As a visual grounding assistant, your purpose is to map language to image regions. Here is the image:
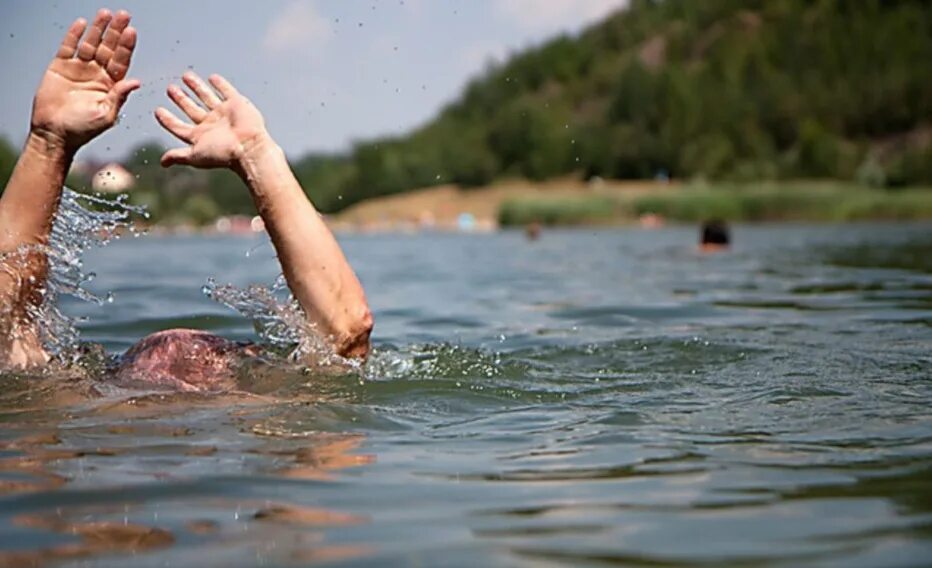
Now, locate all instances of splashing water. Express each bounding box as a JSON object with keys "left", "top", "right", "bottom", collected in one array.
[
  {"left": 0, "top": 188, "right": 145, "bottom": 362},
  {"left": 202, "top": 274, "right": 354, "bottom": 369},
  {"left": 2, "top": 187, "right": 350, "bottom": 370}
]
